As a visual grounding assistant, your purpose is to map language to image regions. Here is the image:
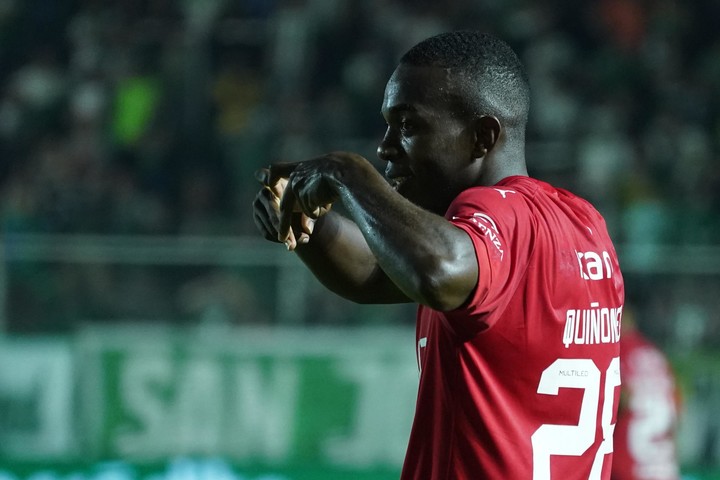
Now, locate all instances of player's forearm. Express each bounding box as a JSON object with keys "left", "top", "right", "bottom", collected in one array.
[
  {"left": 294, "top": 211, "right": 410, "bottom": 303},
  {"left": 277, "top": 152, "right": 477, "bottom": 310},
  {"left": 334, "top": 172, "right": 477, "bottom": 311}
]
